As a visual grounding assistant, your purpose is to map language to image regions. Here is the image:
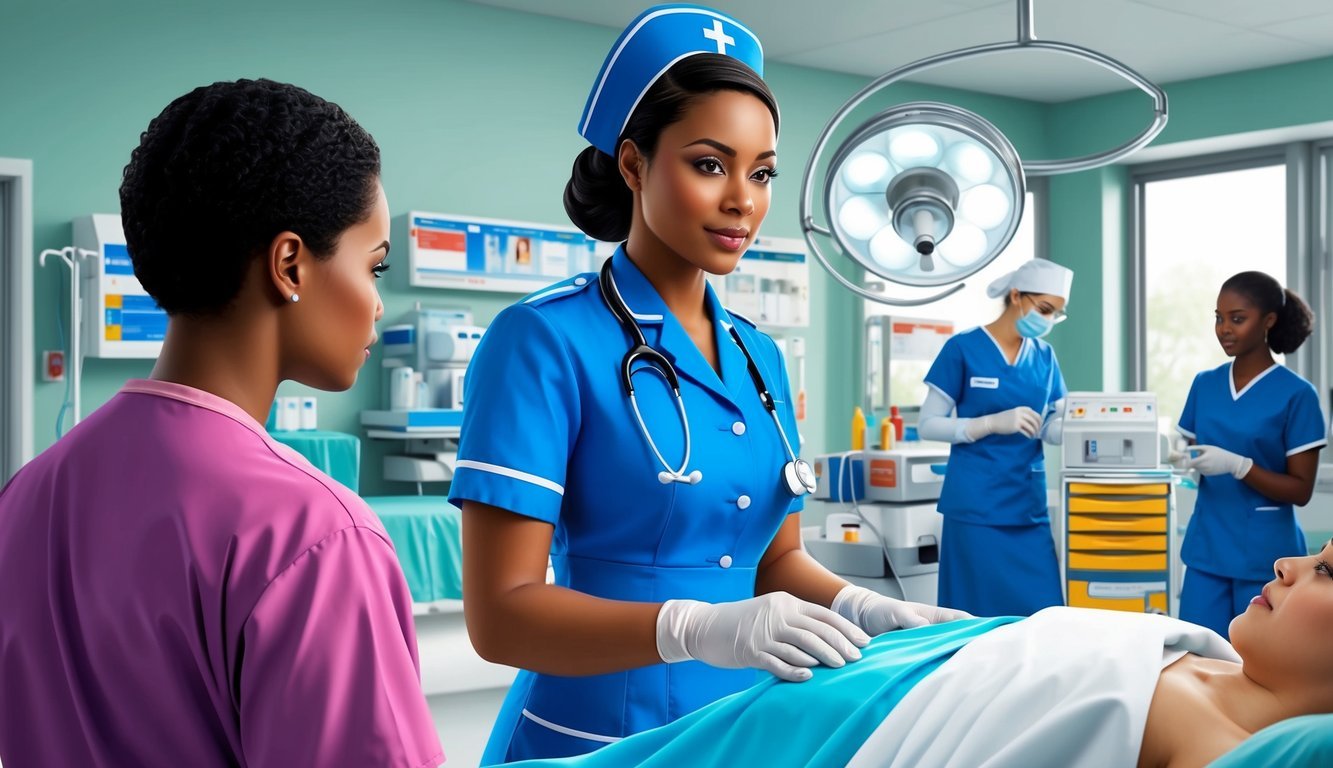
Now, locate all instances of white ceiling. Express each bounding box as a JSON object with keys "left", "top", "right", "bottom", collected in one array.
[{"left": 465, "top": 0, "right": 1333, "bottom": 102}]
